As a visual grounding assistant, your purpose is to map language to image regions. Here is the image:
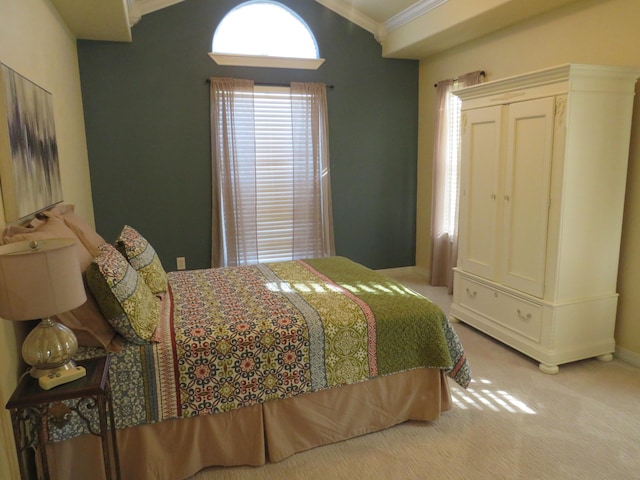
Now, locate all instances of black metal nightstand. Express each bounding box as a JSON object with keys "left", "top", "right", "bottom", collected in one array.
[{"left": 5, "top": 356, "right": 121, "bottom": 480}]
